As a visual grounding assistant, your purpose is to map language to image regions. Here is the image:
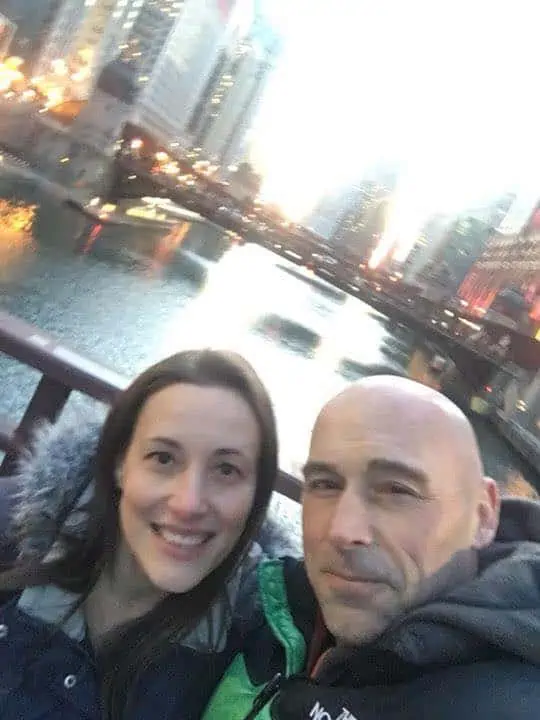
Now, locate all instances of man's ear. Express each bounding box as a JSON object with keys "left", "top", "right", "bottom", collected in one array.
[{"left": 473, "top": 477, "right": 500, "bottom": 549}]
